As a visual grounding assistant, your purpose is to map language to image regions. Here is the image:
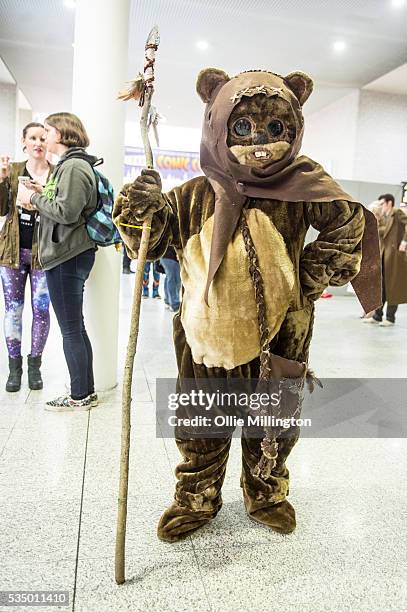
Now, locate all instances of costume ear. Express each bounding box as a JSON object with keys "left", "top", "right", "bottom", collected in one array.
[
  {"left": 196, "top": 68, "right": 230, "bottom": 103},
  {"left": 284, "top": 71, "right": 313, "bottom": 106}
]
